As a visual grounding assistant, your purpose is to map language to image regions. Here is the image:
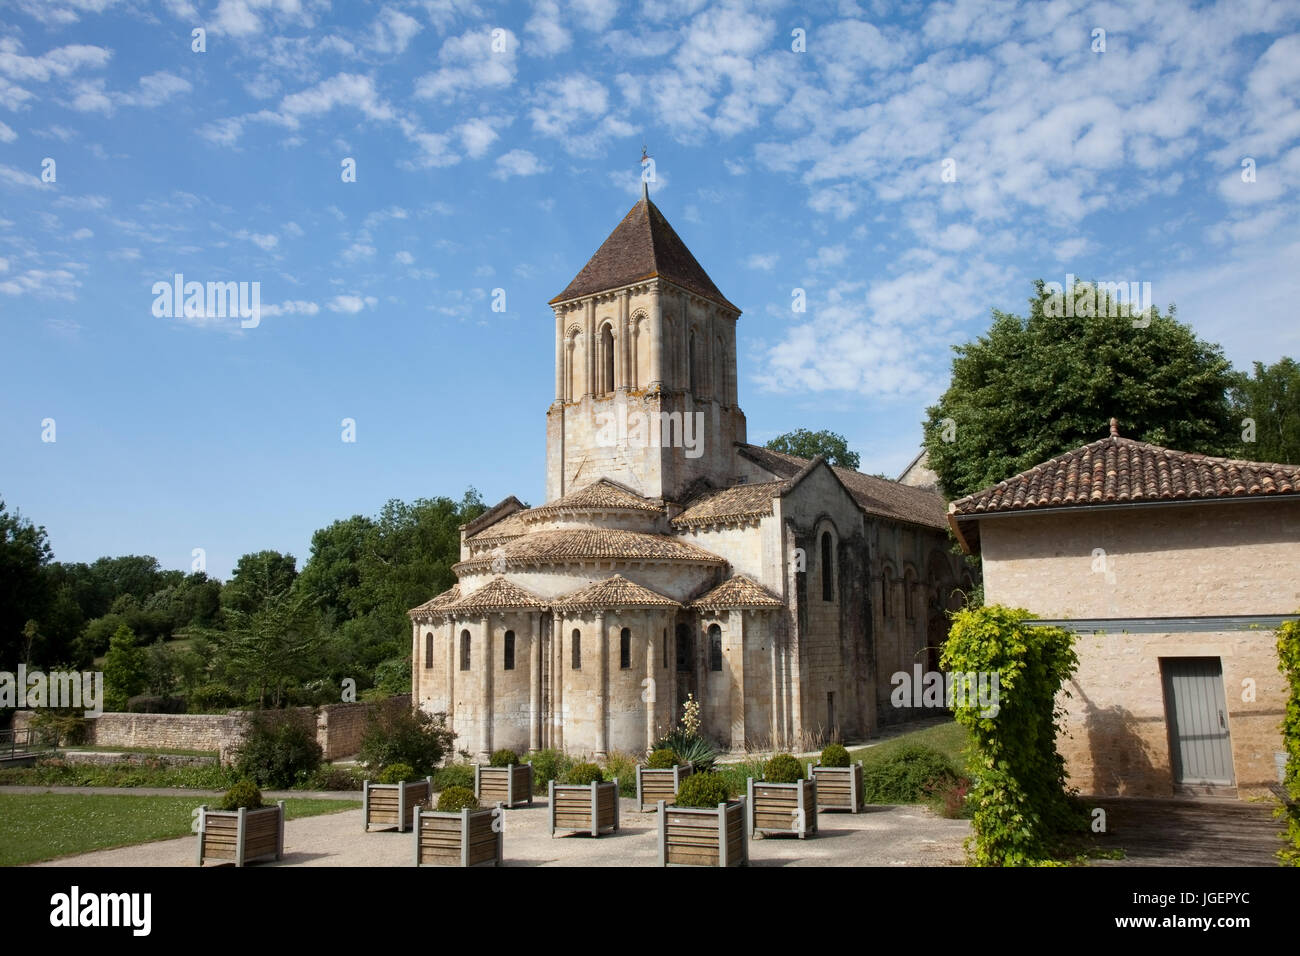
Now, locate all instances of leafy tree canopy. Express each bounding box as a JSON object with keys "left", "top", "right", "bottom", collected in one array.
[
  {"left": 765, "top": 428, "right": 861, "bottom": 470},
  {"left": 1230, "top": 357, "right": 1300, "bottom": 466}
]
